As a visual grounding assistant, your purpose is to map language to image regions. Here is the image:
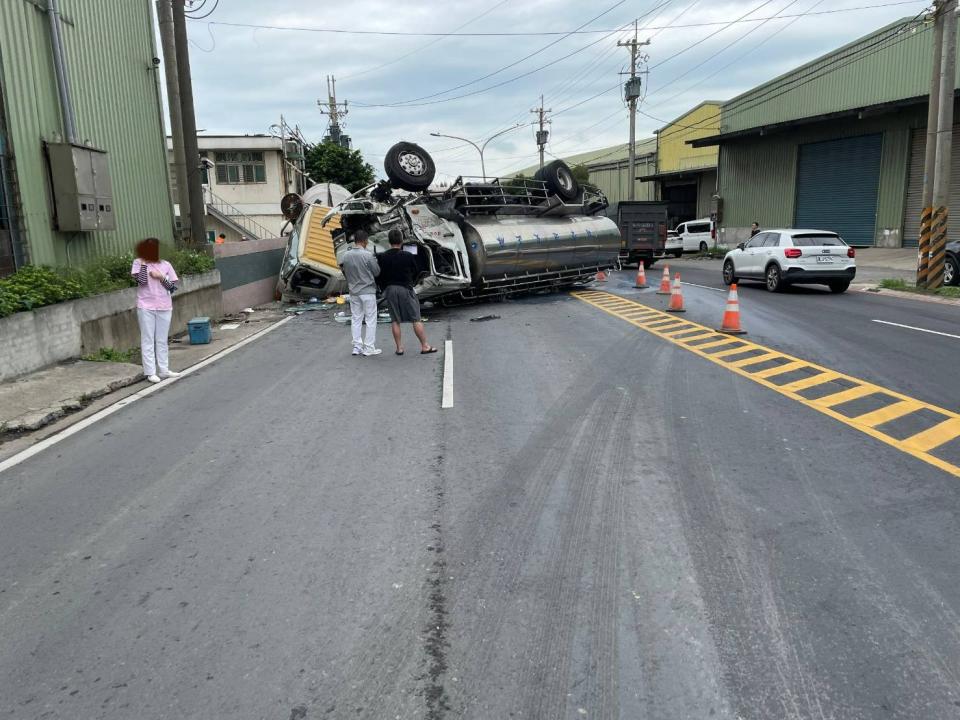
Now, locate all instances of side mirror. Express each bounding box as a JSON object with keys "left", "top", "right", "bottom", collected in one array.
[{"left": 737, "top": 242, "right": 745, "bottom": 251}]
